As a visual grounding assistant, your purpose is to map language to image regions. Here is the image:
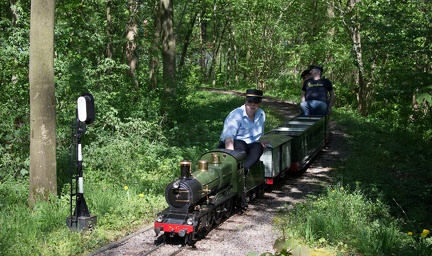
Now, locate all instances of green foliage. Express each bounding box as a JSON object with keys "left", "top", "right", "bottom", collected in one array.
[
  {"left": 0, "top": 168, "right": 168, "bottom": 256},
  {"left": 0, "top": 179, "right": 28, "bottom": 209},
  {"left": 334, "top": 109, "right": 432, "bottom": 228},
  {"left": 416, "top": 87, "right": 432, "bottom": 105},
  {"left": 0, "top": 0, "right": 31, "bottom": 181},
  {"left": 84, "top": 181, "right": 167, "bottom": 231},
  {"left": 272, "top": 237, "right": 310, "bottom": 256},
  {"left": 274, "top": 109, "right": 431, "bottom": 255},
  {"left": 82, "top": 117, "right": 180, "bottom": 188},
  {"left": 275, "top": 185, "right": 429, "bottom": 255},
  {"left": 0, "top": 182, "right": 68, "bottom": 256},
  {"left": 265, "top": 74, "right": 301, "bottom": 103}
]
